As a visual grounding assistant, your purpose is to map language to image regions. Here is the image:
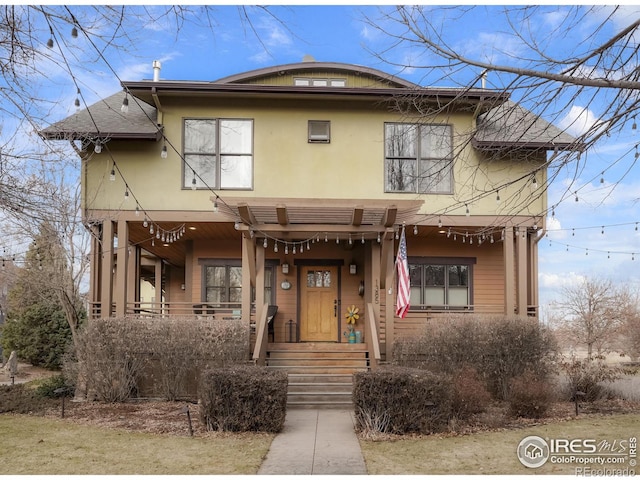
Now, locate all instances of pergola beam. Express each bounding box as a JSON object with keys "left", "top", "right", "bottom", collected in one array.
[{"left": 276, "top": 205, "right": 289, "bottom": 226}]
